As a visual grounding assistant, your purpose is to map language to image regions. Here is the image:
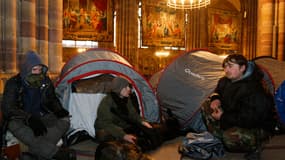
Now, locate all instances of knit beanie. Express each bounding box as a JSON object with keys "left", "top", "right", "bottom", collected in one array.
[{"left": 111, "top": 77, "right": 130, "bottom": 94}]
